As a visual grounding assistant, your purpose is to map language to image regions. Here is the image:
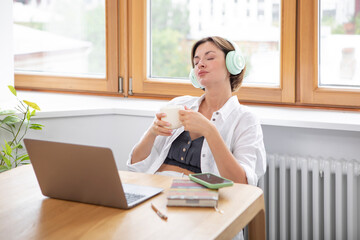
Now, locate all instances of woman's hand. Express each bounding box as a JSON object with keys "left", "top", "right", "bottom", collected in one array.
[
  {"left": 149, "top": 113, "right": 173, "bottom": 137},
  {"left": 179, "top": 106, "right": 213, "bottom": 137},
  {"left": 131, "top": 112, "right": 171, "bottom": 164}
]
